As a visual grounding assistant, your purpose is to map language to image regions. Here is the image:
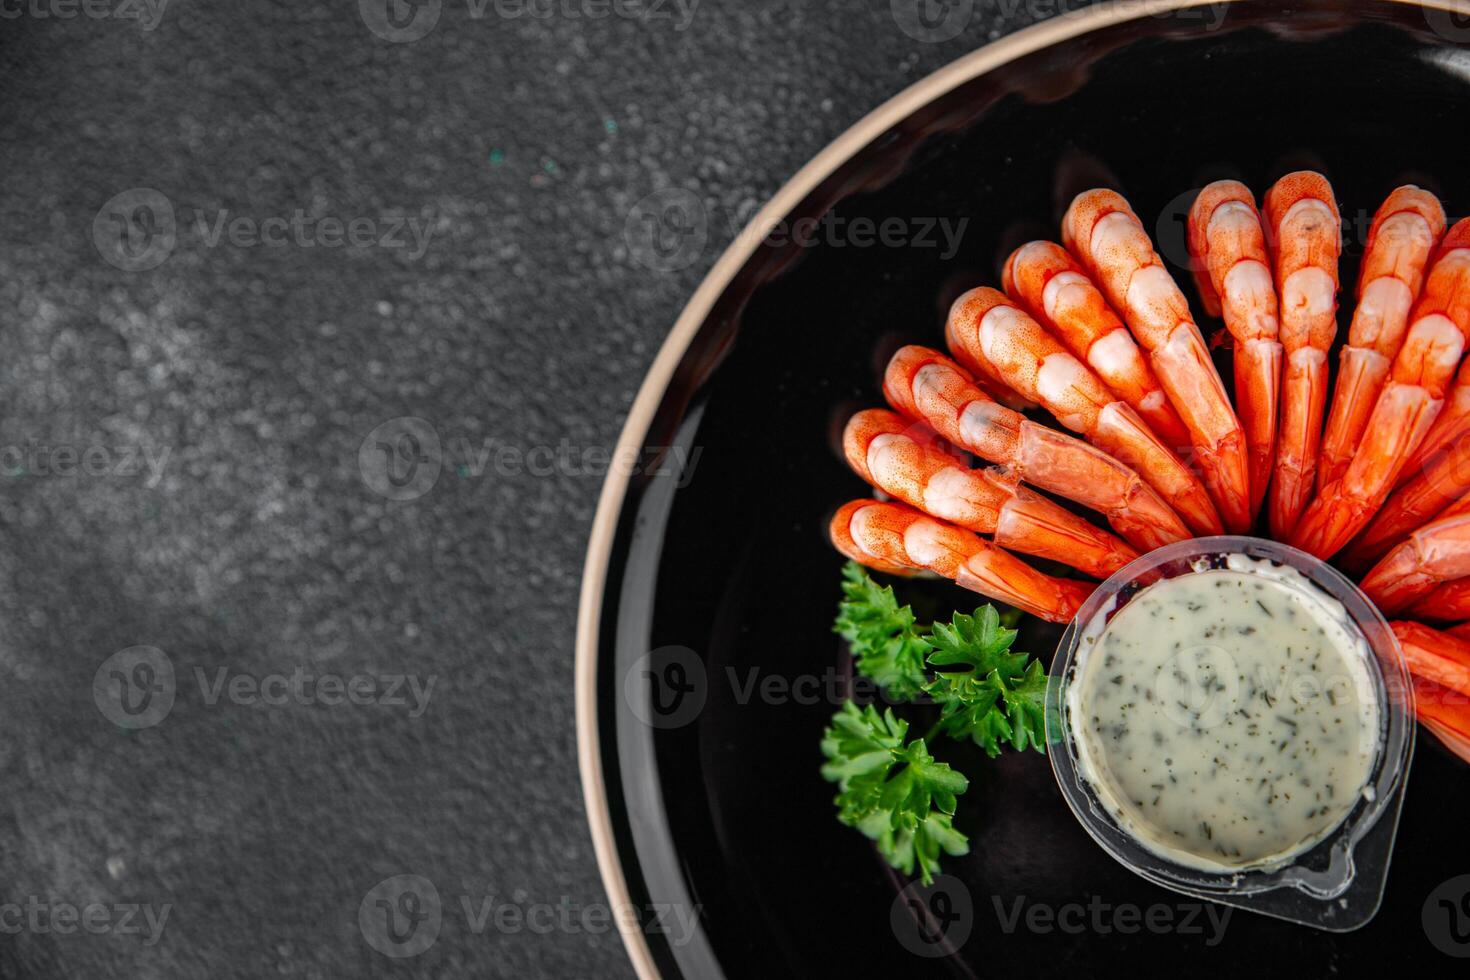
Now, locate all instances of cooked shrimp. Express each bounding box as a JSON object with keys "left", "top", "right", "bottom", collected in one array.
[
  {"left": 1292, "top": 219, "right": 1470, "bottom": 558},
  {"left": 1409, "top": 578, "right": 1470, "bottom": 622},
  {"left": 1411, "top": 674, "right": 1470, "bottom": 765},
  {"left": 842, "top": 409, "right": 1138, "bottom": 578},
  {"left": 1319, "top": 187, "right": 1446, "bottom": 488},
  {"left": 1390, "top": 622, "right": 1470, "bottom": 763},
  {"left": 1342, "top": 402, "right": 1470, "bottom": 567},
  {"left": 1061, "top": 188, "right": 1252, "bottom": 532},
  {"left": 1260, "top": 171, "right": 1341, "bottom": 538},
  {"left": 828, "top": 499, "right": 1094, "bottom": 622},
  {"left": 945, "top": 287, "right": 1222, "bottom": 535},
  {"left": 883, "top": 344, "right": 1190, "bottom": 550},
  {"left": 1359, "top": 511, "right": 1470, "bottom": 614},
  {"left": 1401, "top": 354, "right": 1470, "bottom": 481},
  {"left": 1002, "top": 240, "right": 1192, "bottom": 450},
  {"left": 1187, "top": 180, "right": 1283, "bottom": 521}
]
